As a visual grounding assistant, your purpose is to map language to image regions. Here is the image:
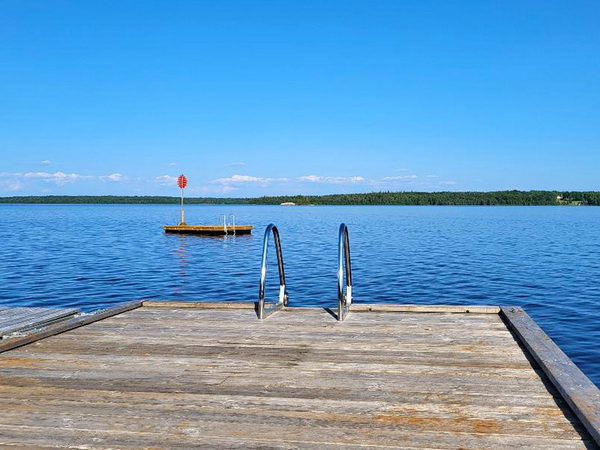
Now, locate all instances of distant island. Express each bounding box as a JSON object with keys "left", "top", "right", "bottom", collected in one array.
[{"left": 1, "top": 191, "right": 599, "bottom": 206}]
